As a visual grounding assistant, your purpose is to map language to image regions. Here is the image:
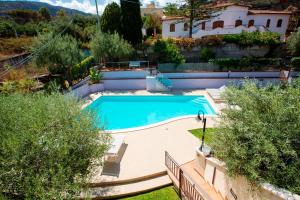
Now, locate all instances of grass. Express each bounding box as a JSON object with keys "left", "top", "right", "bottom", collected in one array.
[
  {"left": 188, "top": 128, "right": 216, "bottom": 145},
  {"left": 121, "top": 186, "right": 180, "bottom": 200}
]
